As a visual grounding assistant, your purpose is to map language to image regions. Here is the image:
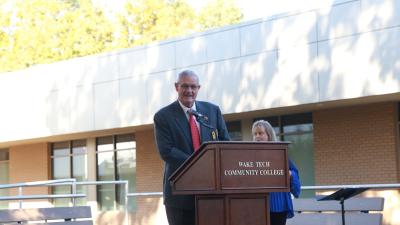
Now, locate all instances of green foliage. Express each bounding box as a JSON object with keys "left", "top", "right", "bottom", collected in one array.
[
  {"left": 0, "top": 0, "right": 116, "bottom": 72},
  {"left": 198, "top": 0, "right": 243, "bottom": 30},
  {"left": 123, "top": 0, "right": 196, "bottom": 45},
  {"left": 0, "top": 0, "right": 243, "bottom": 73},
  {"left": 0, "top": 7, "right": 12, "bottom": 69}
]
